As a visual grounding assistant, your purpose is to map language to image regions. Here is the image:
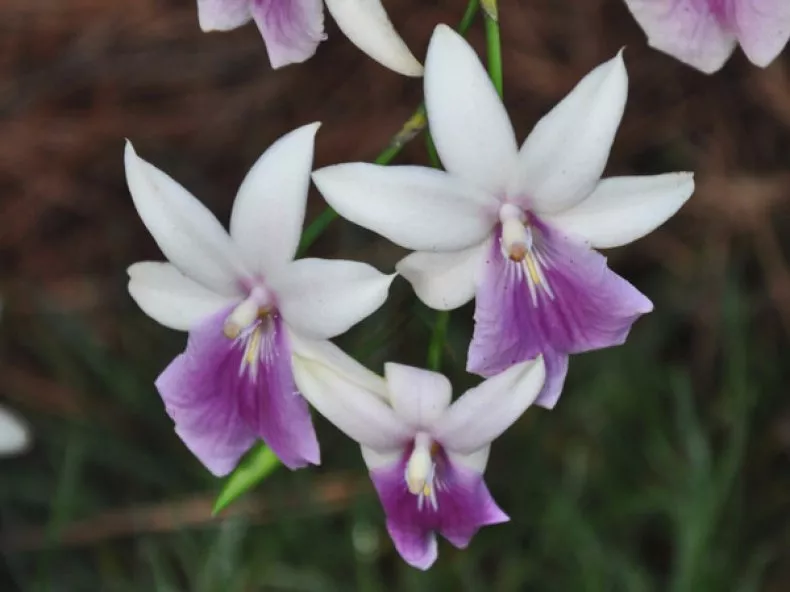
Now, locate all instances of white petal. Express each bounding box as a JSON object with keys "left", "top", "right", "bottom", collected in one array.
[
  {"left": 288, "top": 332, "right": 389, "bottom": 400},
  {"left": 230, "top": 123, "right": 320, "bottom": 276},
  {"left": 127, "top": 262, "right": 238, "bottom": 331},
  {"left": 274, "top": 258, "right": 395, "bottom": 340},
  {"left": 396, "top": 240, "right": 487, "bottom": 311},
  {"left": 361, "top": 444, "right": 403, "bottom": 470},
  {"left": 735, "top": 0, "right": 790, "bottom": 68},
  {"left": 544, "top": 173, "right": 695, "bottom": 249},
  {"left": 446, "top": 446, "right": 490, "bottom": 474},
  {"left": 507, "top": 52, "right": 628, "bottom": 215},
  {"left": 312, "top": 164, "right": 498, "bottom": 251},
  {"left": 325, "top": 0, "right": 423, "bottom": 76},
  {"left": 124, "top": 141, "right": 248, "bottom": 296},
  {"left": 384, "top": 363, "right": 452, "bottom": 430},
  {"left": 0, "top": 405, "right": 30, "bottom": 456},
  {"left": 623, "top": 0, "right": 737, "bottom": 74},
  {"left": 197, "top": 0, "right": 251, "bottom": 31},
  {"left": 292, "top": 355, "right": 412, "bottom": 449},
  {"left": 424, "top": 25, "right": 517, "bottom": 195},
  {"left": 432, "top": 356, "right": 545, "bottom": 453}
]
